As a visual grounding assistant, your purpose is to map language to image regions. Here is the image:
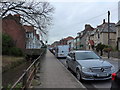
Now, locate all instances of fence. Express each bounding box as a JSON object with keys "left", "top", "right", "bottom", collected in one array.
[{"left": 9, "top": 50, "right": 46, "bottom": 90}]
